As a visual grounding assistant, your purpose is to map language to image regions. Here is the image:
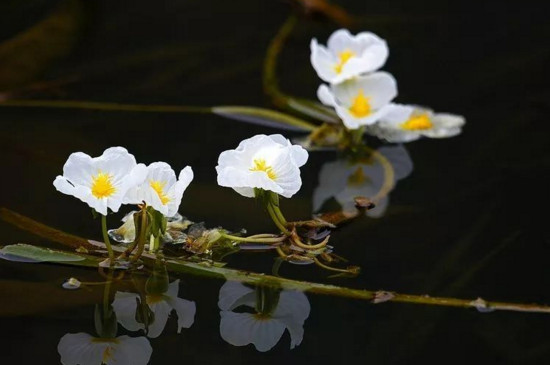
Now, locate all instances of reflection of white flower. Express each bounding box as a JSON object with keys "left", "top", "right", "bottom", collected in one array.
[
  {"left": 310, "top": 29, "right": 388, "bottom": 84},
  {"left": 218, "top": 281, "right": 310, "bottom": 352},
  {"left": 53, "top": 147, "right": 146, "bottom": 215},
  {"left": 367, "top": 104, "right": 466, "bottom": 142},
  {"left": 58, "top": 332, "right": 152, "bottom": 365},
  {"left": 123, "top": 162, "right": 193, "bottom": 217},
  {"left": 112, "top": 279, "right": 196, "bottom": 338},
  {"left": 313, "top": 145, "right": 413, "bottom": 218},
  {"left": 216, "top": 134, "right": 308, "bottom": 198},
  {"left": 317, "top": 72, "right": 398, "bottom": 129}
]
